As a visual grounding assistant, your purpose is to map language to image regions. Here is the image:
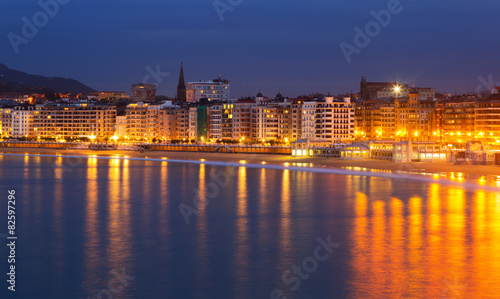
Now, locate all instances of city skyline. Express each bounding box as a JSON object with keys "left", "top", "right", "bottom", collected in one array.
[{"left": 1, "top": 0, "right": 499, "bottom": 97}]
